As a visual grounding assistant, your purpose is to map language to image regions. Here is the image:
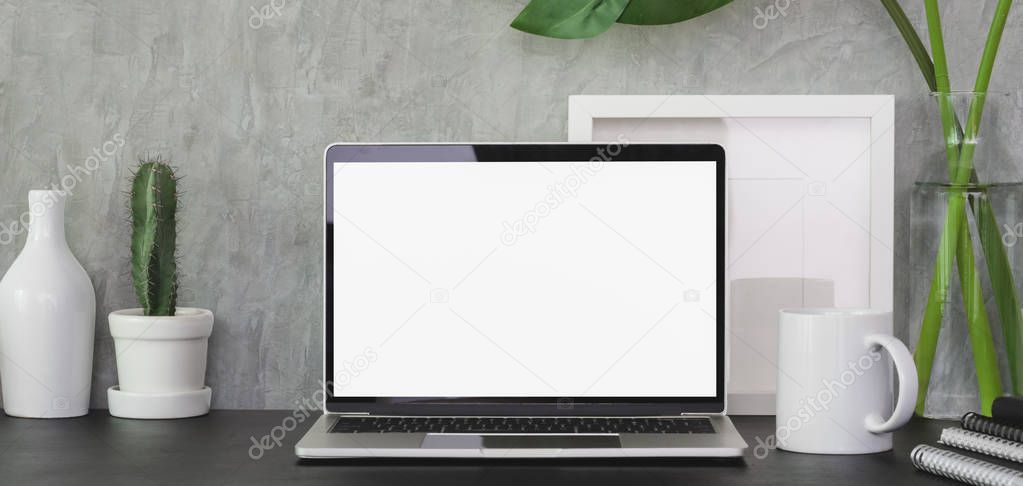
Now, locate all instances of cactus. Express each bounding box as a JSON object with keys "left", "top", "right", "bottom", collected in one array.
[{"left": 129, "top": 157, "right": 178, "bottom": 316}]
